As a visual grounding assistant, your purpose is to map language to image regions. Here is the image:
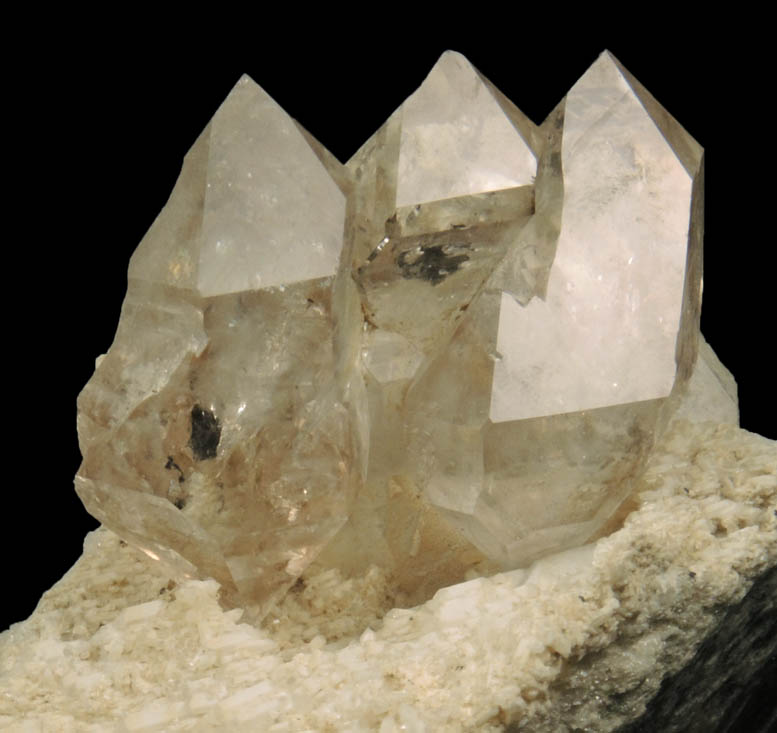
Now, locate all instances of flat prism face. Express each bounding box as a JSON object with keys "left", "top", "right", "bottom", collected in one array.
[
  {"left": 75, "top": 51, "right": 709, "bottom": 618},
  {"left": 490, "top": 52, "right": 697, "bottom": 422}
]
